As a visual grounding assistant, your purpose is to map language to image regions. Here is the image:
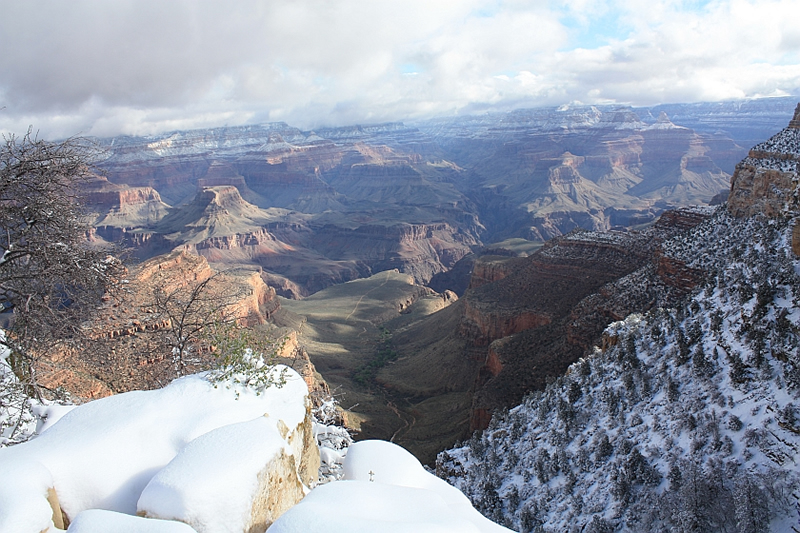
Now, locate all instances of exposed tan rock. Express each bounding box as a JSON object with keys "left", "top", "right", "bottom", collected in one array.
[
  {"left": 243, "top": 405, "right": 320, "bottom": 532},
  {"left": 46, "top": 487, "right": 66, "bottom": 531},
  {"left": 36, "top": 250, "right": 286, "bottom": 399},
  {"left": 728, "top": 103, "right": 800, "bottom": 218},
  {"left": 727, "top": 165, "right": 798, "bottom": 217},
  {"left": 240, "top": 400, "right": 319, "bottom": 531},
  {"left": 245, "top": 449, "right": 306, "bottom": 532}
]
